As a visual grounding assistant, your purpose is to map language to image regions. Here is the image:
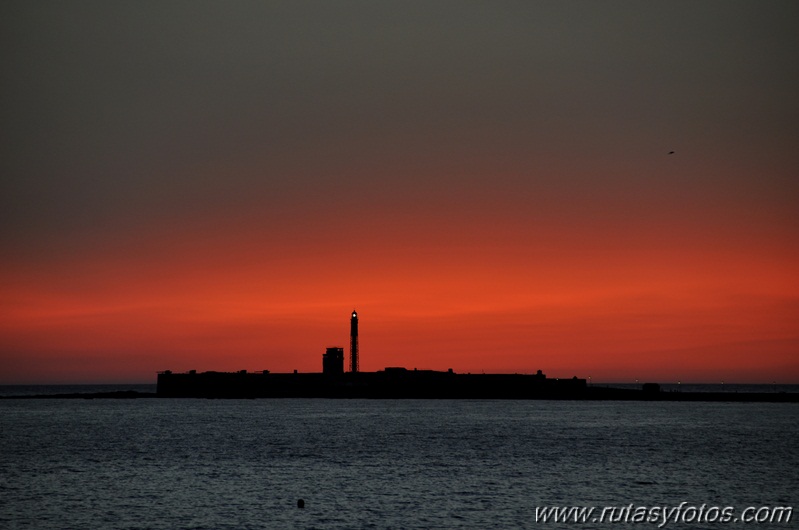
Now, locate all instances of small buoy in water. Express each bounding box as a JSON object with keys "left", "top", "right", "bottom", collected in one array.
[{"left": 297, "top": 499, "right": 305, "bottom": 509}]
